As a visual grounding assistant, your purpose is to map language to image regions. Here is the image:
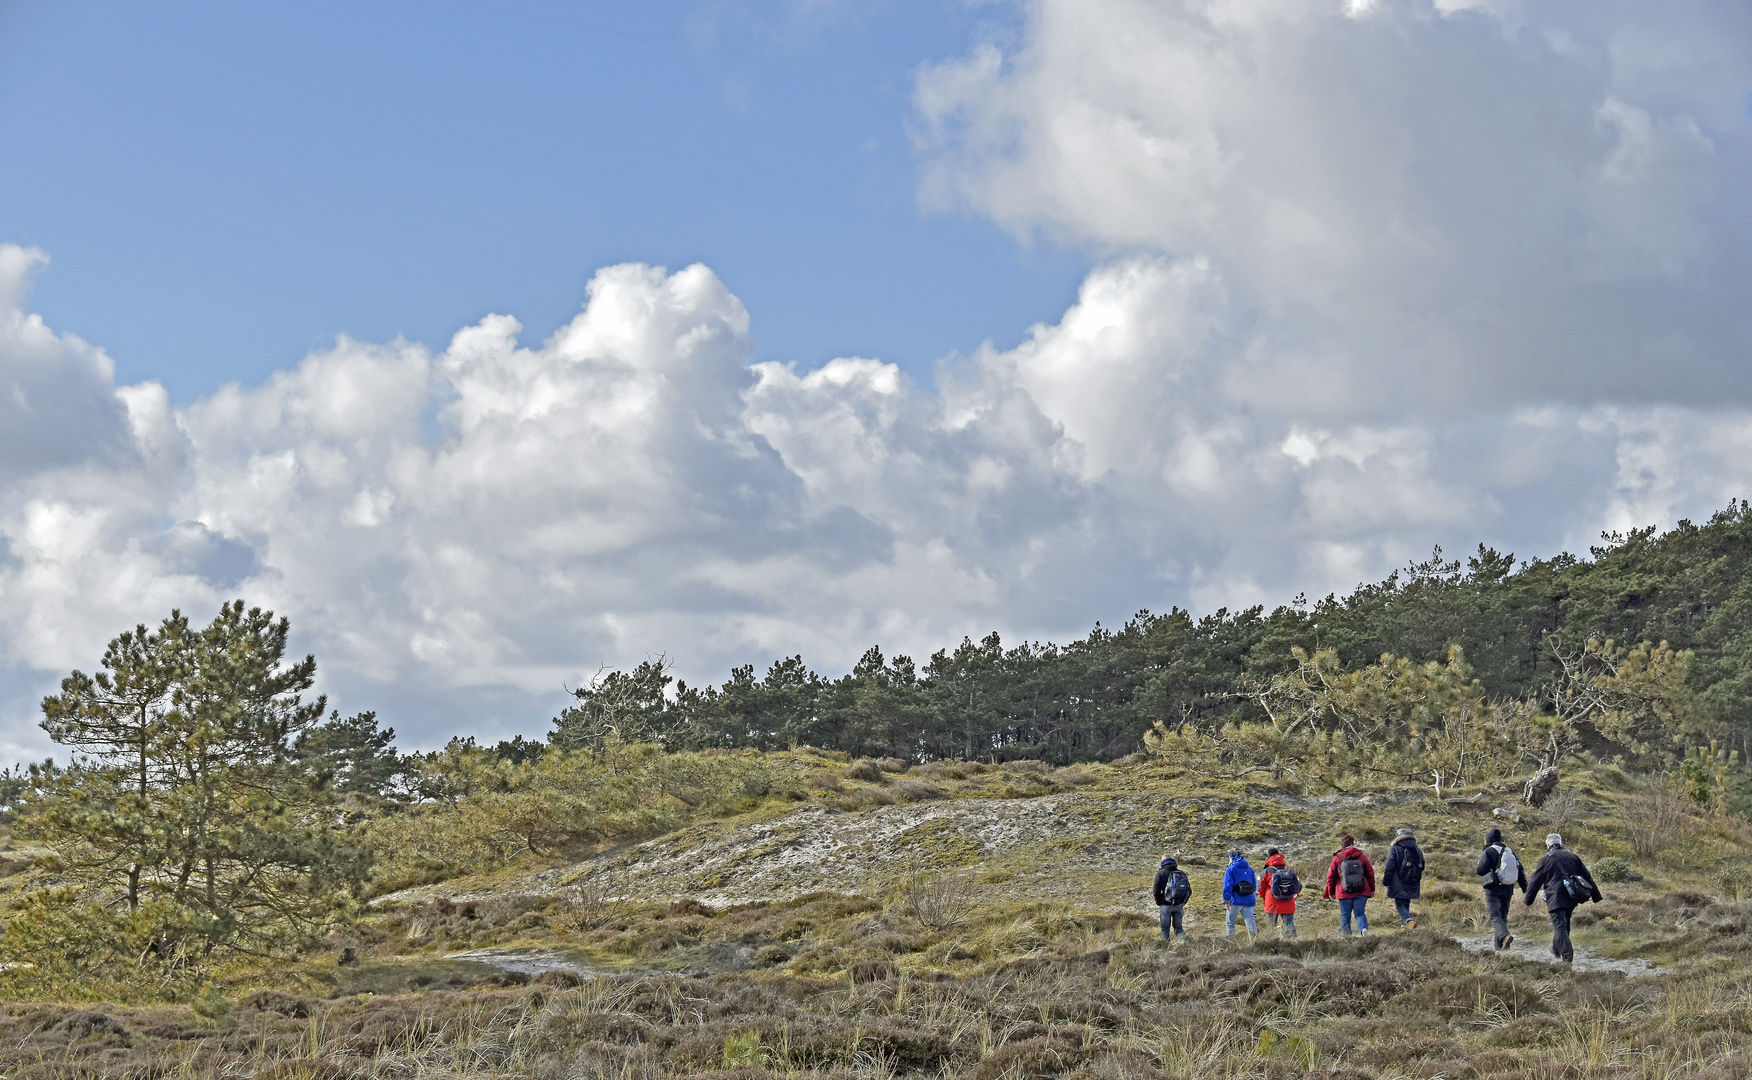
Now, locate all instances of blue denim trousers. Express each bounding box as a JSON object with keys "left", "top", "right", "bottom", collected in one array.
[
  {"left": 1394, "top": 897, "right": 1414, "bottom": 925},
  {"left": 1339, "top": 896, "right": 1369, "bottom": 935},
  {"left": 1265, "top": 911, "right": 1297, "bottom": 937},
  {"left": 1158, "top": 904, "right": 1185, "bottom": 940},
  {"left": 1225, "top": 904, "right": 1258, "bottom": 935}
]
